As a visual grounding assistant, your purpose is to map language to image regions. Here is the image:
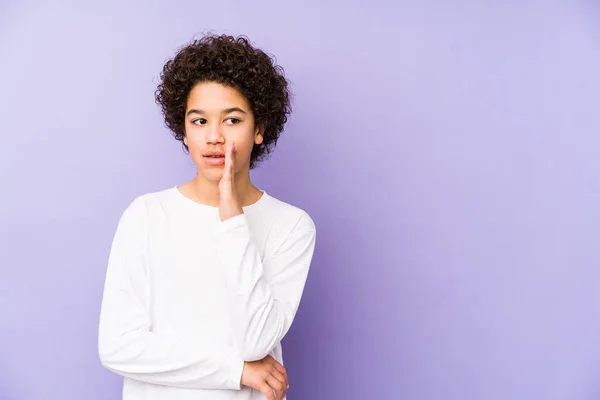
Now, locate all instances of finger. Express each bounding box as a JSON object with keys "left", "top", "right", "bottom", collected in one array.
[
  {"left": 228, "top": 141, "right": 234, "bottom": 170},
  {"left": 264, "top": 357, "right": 288, "bottom": 391},
  {"left": 269, "top": 367, "right": 287, "bottom": 392},
  {"left": 222, "top": 142, "right": 233, "bottom": 182},
  {"left": 268, "top": 359, "right": 288, "bottom": 384},
  {"left": 258, "top": 382, "right": 276, "bottom": 400},
  {"left": 229, "top": 140, "right": 236, "bottom": 173},
  {"left": 266, "top": 374, "right": 285, "bottom": 400}
]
